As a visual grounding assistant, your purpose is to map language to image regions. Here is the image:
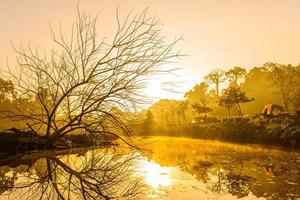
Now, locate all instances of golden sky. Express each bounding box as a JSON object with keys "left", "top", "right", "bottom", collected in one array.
[{"left": 1, "top": 0, "right": 300, "bottom": 99}]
